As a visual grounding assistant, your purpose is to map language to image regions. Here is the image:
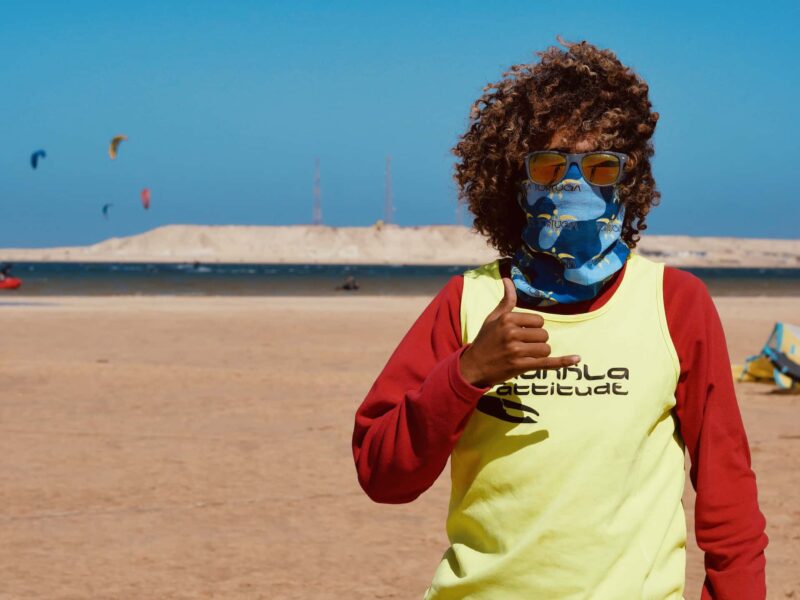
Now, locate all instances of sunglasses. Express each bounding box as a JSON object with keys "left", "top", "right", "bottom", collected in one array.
[{"left": 525, "top": 151, "right": 629, "bottom": 187}]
